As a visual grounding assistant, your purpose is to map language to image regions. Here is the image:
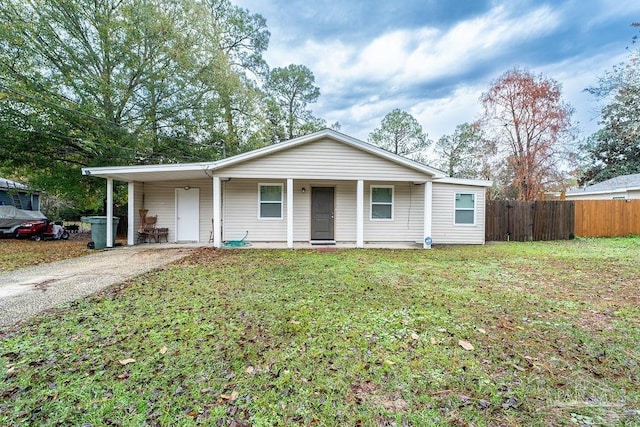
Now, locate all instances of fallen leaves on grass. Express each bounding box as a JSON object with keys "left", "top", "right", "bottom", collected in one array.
[
  {"left": 220, "top": 390, "right": 239, "bottom": 402},
  {"left": 118, "top": 358, "right": 135, "bottom": 365},
  {"left": 458, "top": 340, "right": 475, "bottom": 351},
  {"left": 0, "top": 237, "right": 92, "bottom": 272}
]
